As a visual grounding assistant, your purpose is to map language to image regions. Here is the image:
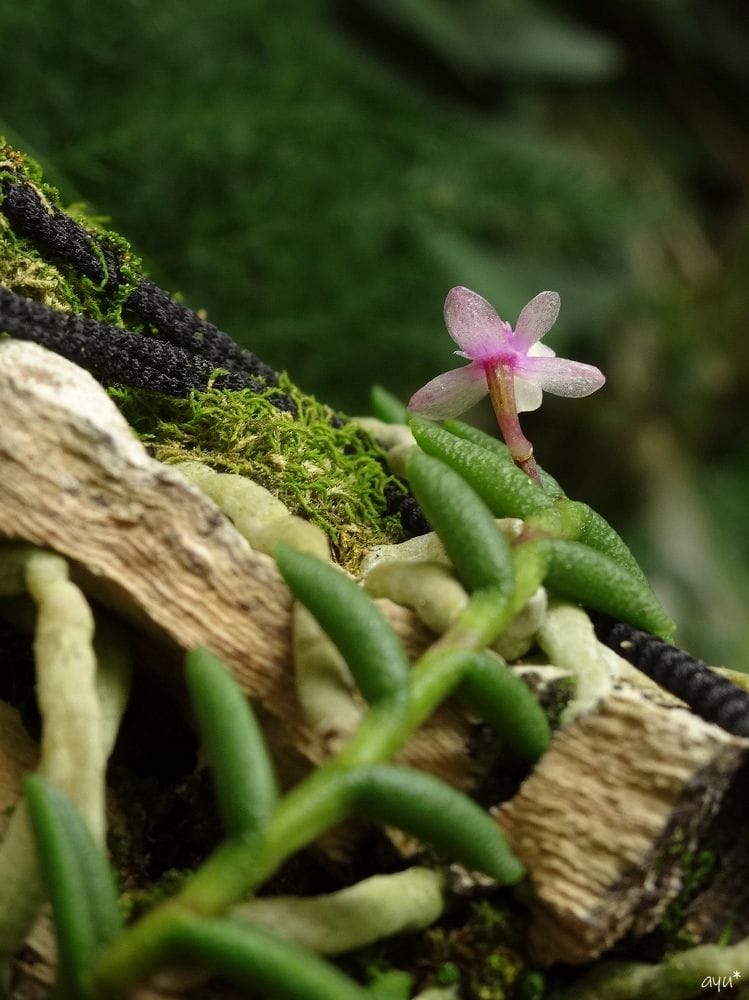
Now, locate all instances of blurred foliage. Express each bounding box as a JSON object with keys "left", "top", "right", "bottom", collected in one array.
[{"left": 1, "top": 0, "right": 748, "bottom": 667}]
